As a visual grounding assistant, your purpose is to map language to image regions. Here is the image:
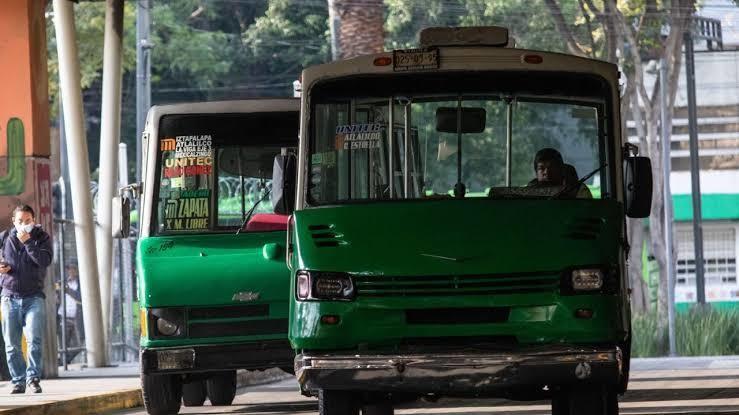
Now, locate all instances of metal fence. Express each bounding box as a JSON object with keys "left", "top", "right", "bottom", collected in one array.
[{"left": 53, "top": 216, "right": 139, "bottom": 369}]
